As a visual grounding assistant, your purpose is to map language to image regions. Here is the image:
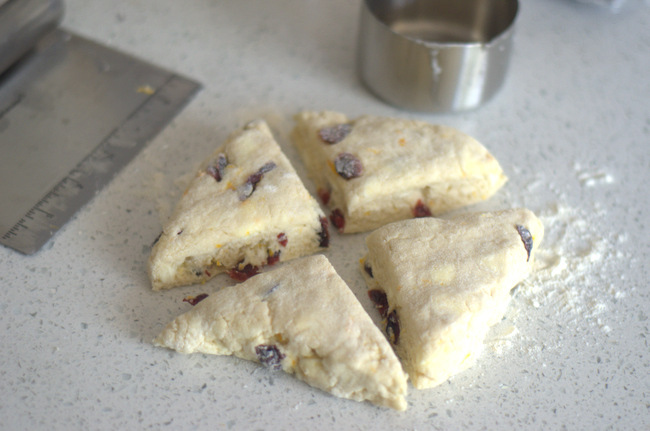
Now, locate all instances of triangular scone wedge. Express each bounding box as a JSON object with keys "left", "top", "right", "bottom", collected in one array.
[
  {"left": 360, "top": 209, "right": 544, "bottom": 389},
  {"left": 291, "top": 111, "right": 507, "bottom": 233},
  {"left": 154, "top": 255, "right": 408, "bottom": 410},
  {"left": 148, "top": 120, "right": 329, "bottom": 290}
]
